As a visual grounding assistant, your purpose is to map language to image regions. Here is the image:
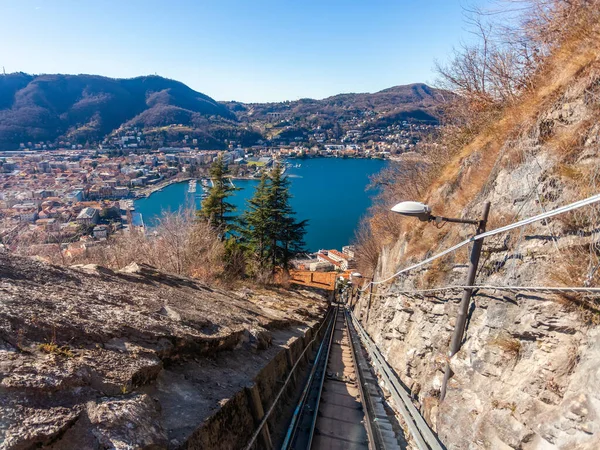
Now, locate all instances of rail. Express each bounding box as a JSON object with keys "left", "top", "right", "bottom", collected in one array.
[
  {"left": 344, "top": 307, "right": 381, "bottom": 449},
  {"left": 364, "top": 284, "right": 600, "bottom": 299},
  {"left": 281, "top": 306, "right": 338, "bottom": 449},
  {"left": 348, "top": 308, "right": 445, "bottom": 450},
  {"left": 283, "top": 304, "right": 384, "bottom": 449}
]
